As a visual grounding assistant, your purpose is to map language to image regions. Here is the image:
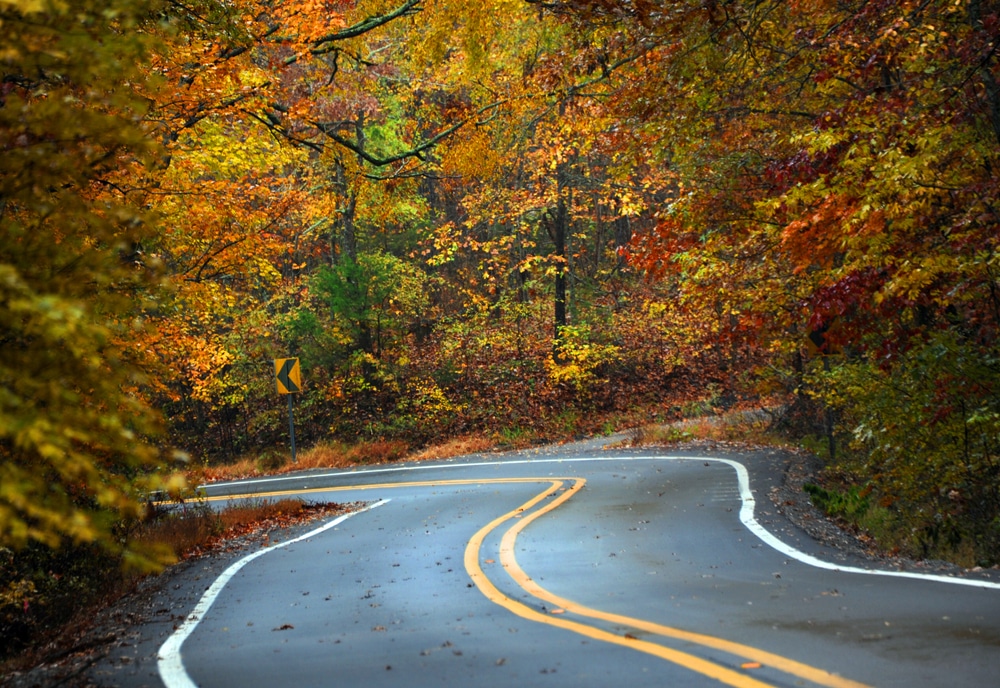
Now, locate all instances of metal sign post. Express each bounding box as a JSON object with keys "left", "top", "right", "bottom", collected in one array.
[
  {"left": 286, "top": 394, "right": 297, "bottom": 464},
  {"left": 274, "top": 357, "right": 302, "bottom": 463}
]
